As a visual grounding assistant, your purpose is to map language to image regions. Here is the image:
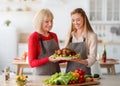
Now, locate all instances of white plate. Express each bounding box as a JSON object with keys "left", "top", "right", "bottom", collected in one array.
[
  {"left": 52, "top": 56, "right": 78, "bottom": 60},
  {"left": 54, "top": 57, "right": 71, "bottom": 60}
]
